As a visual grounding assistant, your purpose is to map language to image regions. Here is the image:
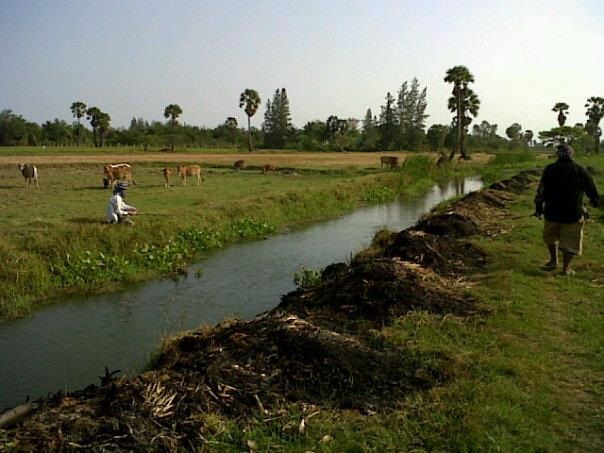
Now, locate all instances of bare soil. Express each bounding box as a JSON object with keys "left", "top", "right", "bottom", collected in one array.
[
  {"left": 0, "top": 151, "right": 495, "bottom": 169},
  {"left": 0, "top": 170, "right": 542, "bottom": 450}
]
